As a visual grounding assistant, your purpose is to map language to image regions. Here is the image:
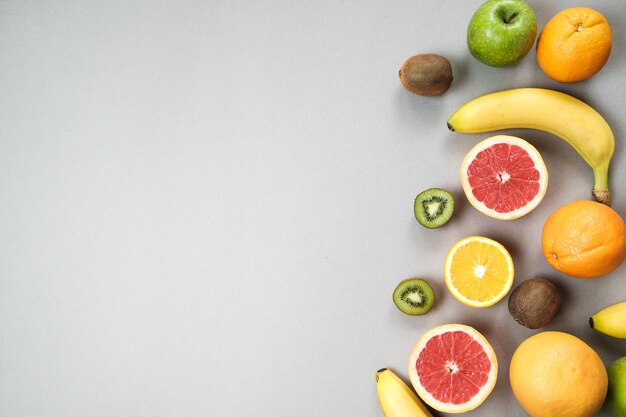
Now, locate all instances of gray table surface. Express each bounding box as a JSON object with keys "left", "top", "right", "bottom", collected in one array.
[{"left": 1, "top": 1, "right": 625, "bottom": 416}]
